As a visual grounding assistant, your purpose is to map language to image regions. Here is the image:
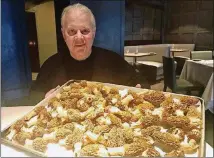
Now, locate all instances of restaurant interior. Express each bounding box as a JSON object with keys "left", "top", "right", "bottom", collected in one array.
[{"left": 1, "top": 0, "right": 214, "bottom": 157}]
